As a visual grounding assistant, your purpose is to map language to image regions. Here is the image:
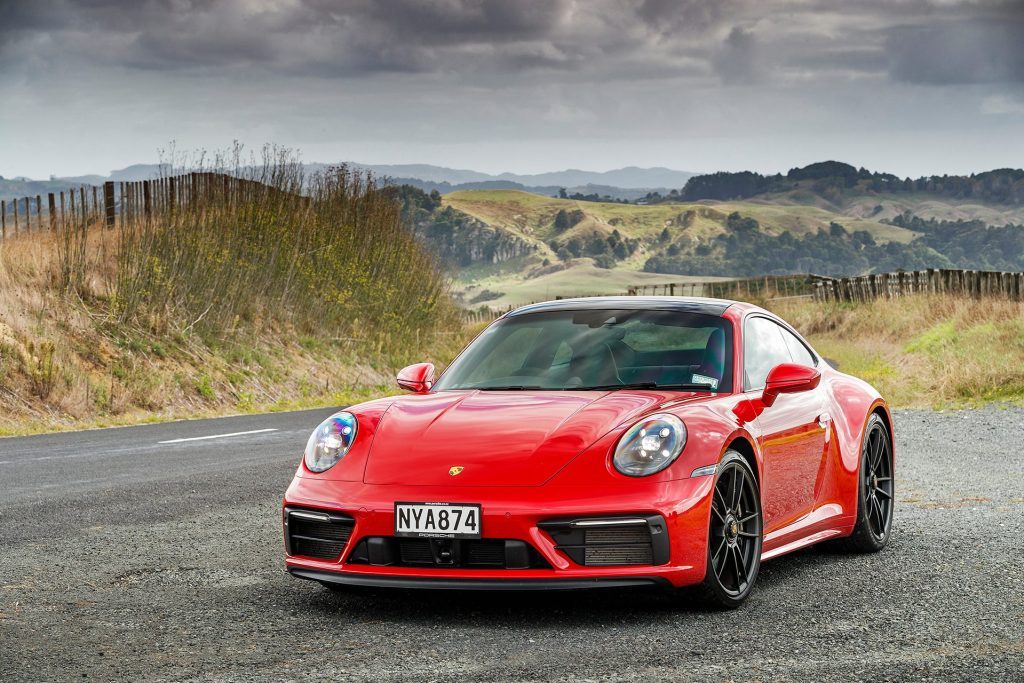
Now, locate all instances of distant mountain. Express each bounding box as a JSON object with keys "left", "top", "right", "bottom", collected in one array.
[
  {"left": 344, "top": 162, "right": 696, "bottom": 190},
  {"left": 385, "top": 177, "right": 663, "bottom": 202},
  {"left": 2, "top": 161, "right": 693, "bottom": 203}
]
